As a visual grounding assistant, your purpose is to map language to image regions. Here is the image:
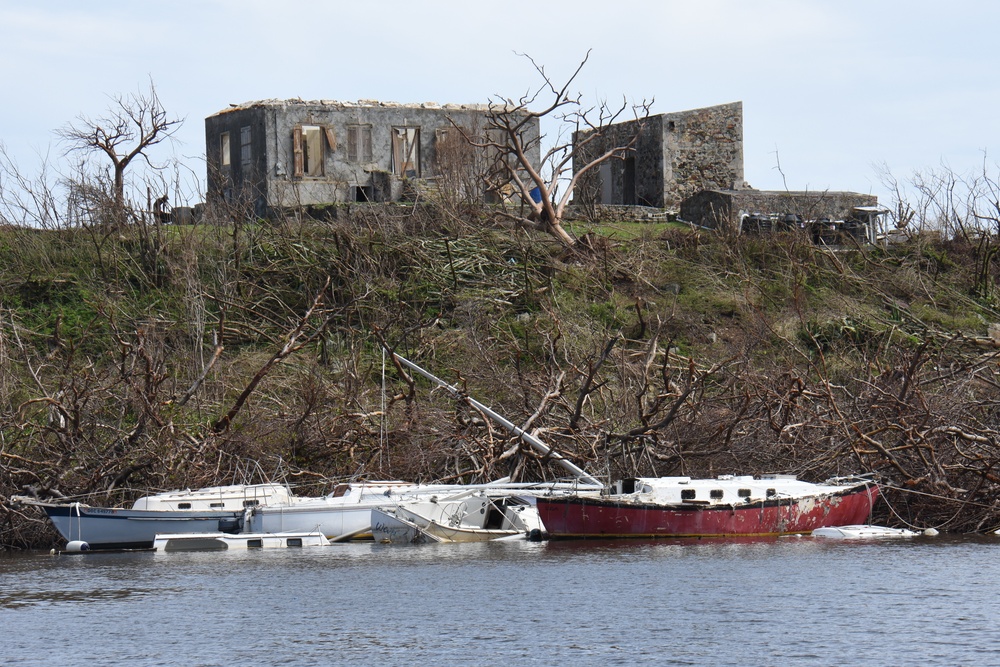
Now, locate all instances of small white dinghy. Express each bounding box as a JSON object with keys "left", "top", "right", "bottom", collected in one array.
[
  {"left": 154, "top": 531, "right": 329, "bottom": 552},
  {"left": 812, "top": 524, "right": 919, "bottom": 539}
]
